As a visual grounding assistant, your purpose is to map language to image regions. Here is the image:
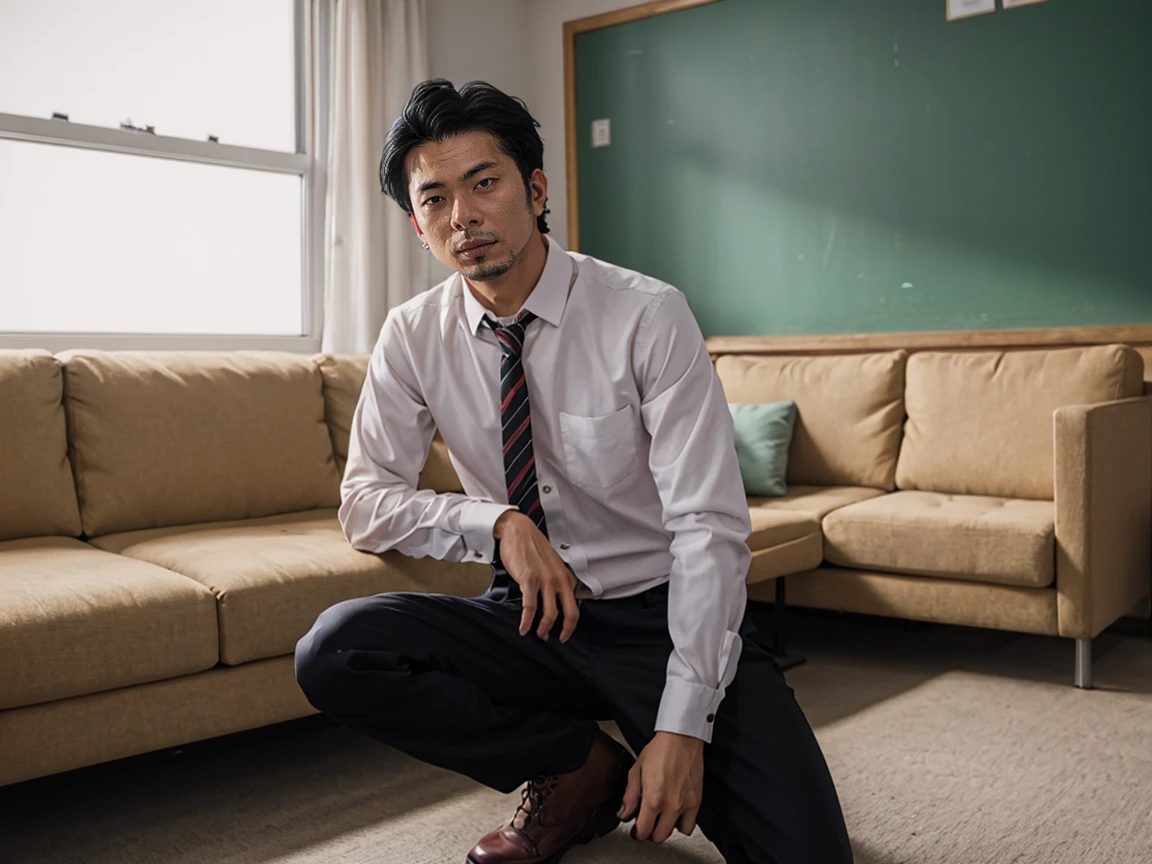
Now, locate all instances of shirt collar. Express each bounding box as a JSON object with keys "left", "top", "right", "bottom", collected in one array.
[{"left": 462, "top": 235, "right": 572, "bottom": 335}]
